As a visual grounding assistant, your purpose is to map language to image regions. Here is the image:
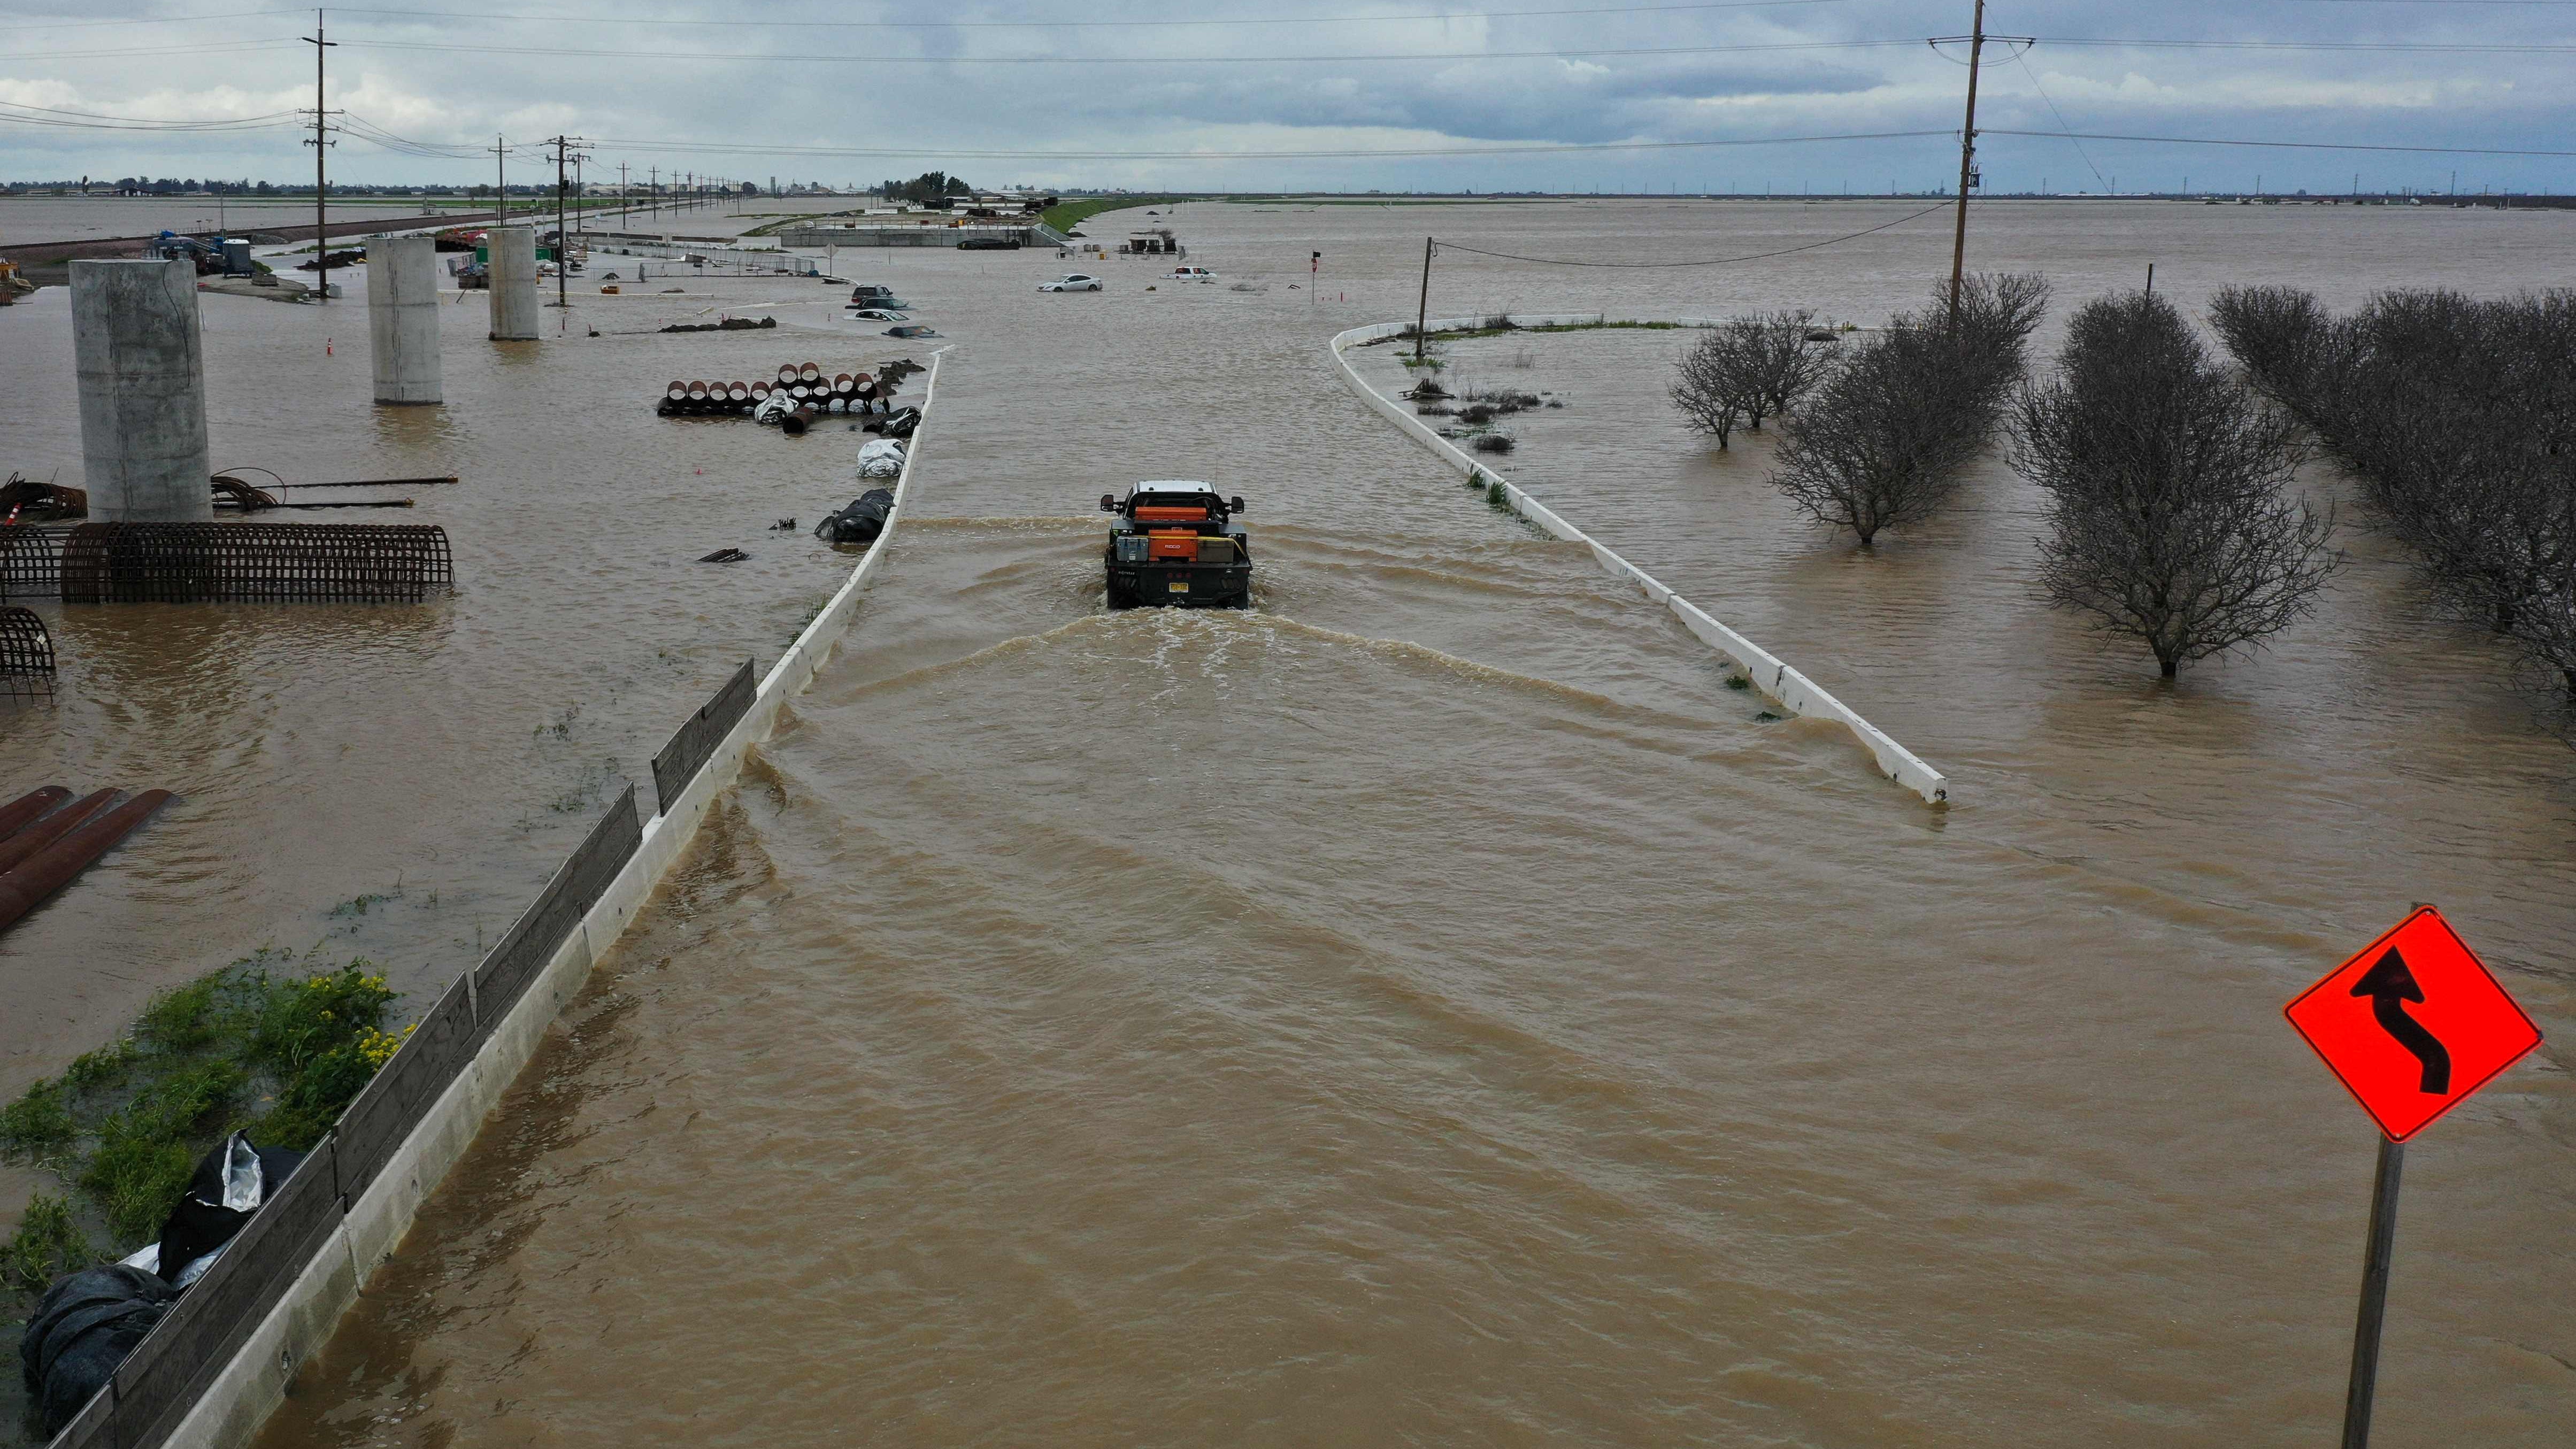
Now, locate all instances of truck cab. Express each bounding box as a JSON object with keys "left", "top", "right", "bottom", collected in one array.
[{"left": 1101, "top": 481, "right": 1251, "bottom": 610}]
